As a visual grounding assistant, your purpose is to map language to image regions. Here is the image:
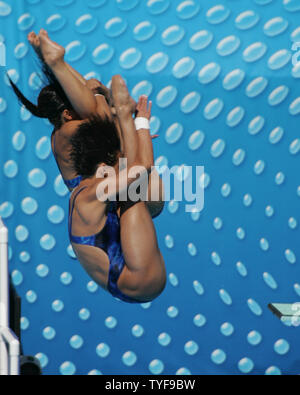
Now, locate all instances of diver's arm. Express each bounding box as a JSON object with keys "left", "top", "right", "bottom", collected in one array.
[{"left": 135, "top": 96, "right": 154, "bottom": 169}]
